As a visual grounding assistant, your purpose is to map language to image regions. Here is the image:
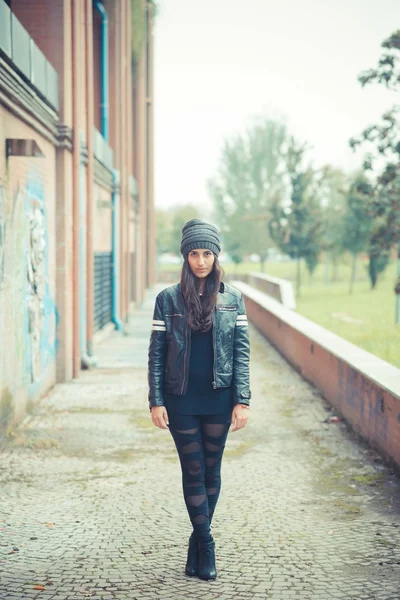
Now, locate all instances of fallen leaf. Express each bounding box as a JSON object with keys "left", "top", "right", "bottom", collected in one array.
[{"left": 33, "top": 585, "right": 46, "bottom": 590}]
